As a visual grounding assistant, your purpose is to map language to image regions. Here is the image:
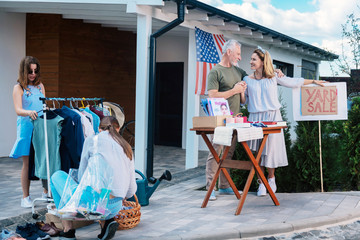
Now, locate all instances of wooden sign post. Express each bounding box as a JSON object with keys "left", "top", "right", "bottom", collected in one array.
[
  {"left": 318, "top": 120, "right": 323, "bottom": 192},
  {"left": 300, "top": 86, "right": 338, "bottom": 192}
]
